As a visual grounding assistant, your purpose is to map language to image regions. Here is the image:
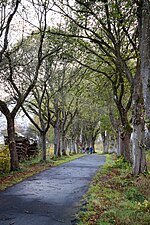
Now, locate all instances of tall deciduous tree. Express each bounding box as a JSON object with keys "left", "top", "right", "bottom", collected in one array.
[
  {"left": 22, "top": 79, "right": 52, "bottom": 161},
  {"left": 0, "top": 0, "right": 52, "bottom": 170},
  {"left": 21, "top": 31, "right": 62, "bottom": 161},
  {"left": 0, "top": 0, "right": 21, "bottom": 170},
  {"left": 50, "top": 61, "right": 84, "bottom": 156},
  {"left": 138, "top": 0, "right": 150, "bottom": 147},
  {"left": 130, "top": 0, "right": 150, "bottom": 175}
]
